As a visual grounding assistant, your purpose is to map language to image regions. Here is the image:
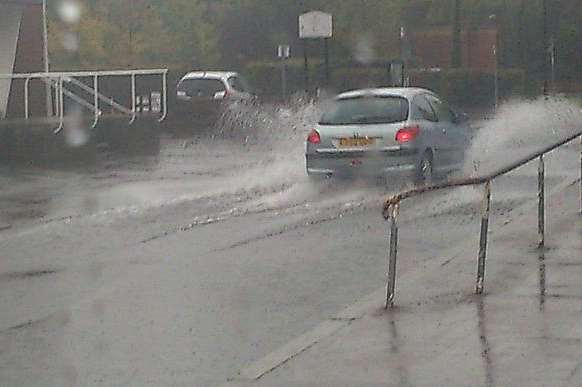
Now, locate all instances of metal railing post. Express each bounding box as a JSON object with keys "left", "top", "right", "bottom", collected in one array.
[
  {"left": 92, "top": 75, "right": 99, "bottom": 128},
  {"left": 24, "top": 77, "right": 31, "bottom": 119},
  {"left": 476, "top": 180, "right": 491, "bottom": 294},
  {"left": 379, "top": 129, "right": 582, "bottom": 306},
  {"left": 158, "top": 70, "right": 168, "bottom": 122},
  {"left": 386, "top": 203, "right": 400, "bottom": 309},
  {"left": 53, "top": 76, "right": 64, "bottom": 134},
  {"left": 130, "top": 73, "right": 137, "bottom": 124},
  {"left": 53, "top": 77, "right": 60, "bottom": 119},
  {"left": 59, "top": 76, "right": 64, "bottom": 126},
  {"left": 538, "top": 155, "right": 545, "bottom": 247}
]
